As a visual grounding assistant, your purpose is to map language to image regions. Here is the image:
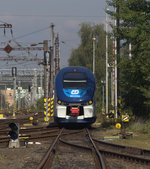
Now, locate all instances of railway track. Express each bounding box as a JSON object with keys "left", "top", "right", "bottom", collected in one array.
[
  {"left": 34, "top": 127, "right": 150, "bottom": 169},
  {"left": 0, "top": 122, "right": 150, "bottom": 168},
  {"left": 36, "top": 128, "right": 107, "bottom": 169},
  {"left": 93, "top": 138, "right": 150, "bottom": 168},
  {"left": 93, "top": 138, "right": 150, "bottom": 157},
  {"left": 58, "top": 134, "right": 150, "bottom": 168}
]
